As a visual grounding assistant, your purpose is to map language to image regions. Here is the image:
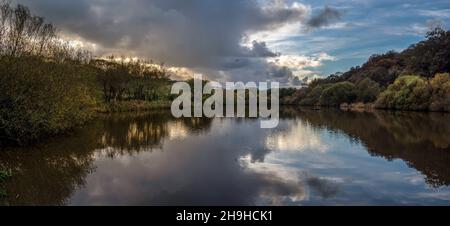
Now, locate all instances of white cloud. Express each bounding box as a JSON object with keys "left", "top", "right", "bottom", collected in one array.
[
  {"left": 418, "top": 9, "right": 450, "bottom": 19},
  {"left": 267, "top": 53, "right": 335, "bottom": 68}
]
